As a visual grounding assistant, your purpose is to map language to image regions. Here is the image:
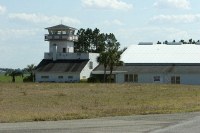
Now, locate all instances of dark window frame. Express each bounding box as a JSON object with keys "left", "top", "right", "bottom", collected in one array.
[
  {"left": 58, "top": 76, "right": 63, "bottom": 79},
  {"left": 41, "top": 76, "right": 49, "bottom": 79},
  {"left": 134, "top": 74, "right": 138, "bottom": 83},
  {"left": 89, "top": 61, "right": 93, "bottom": 69},
  {"left": 154, "top": 76, "right": 160, "bottom": 82},
  {"left": 63, "top": 48, "right": 66, "bottom": 53},
  {"left": 171, "top": 76, "right": 180, "bottom": 84}
]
